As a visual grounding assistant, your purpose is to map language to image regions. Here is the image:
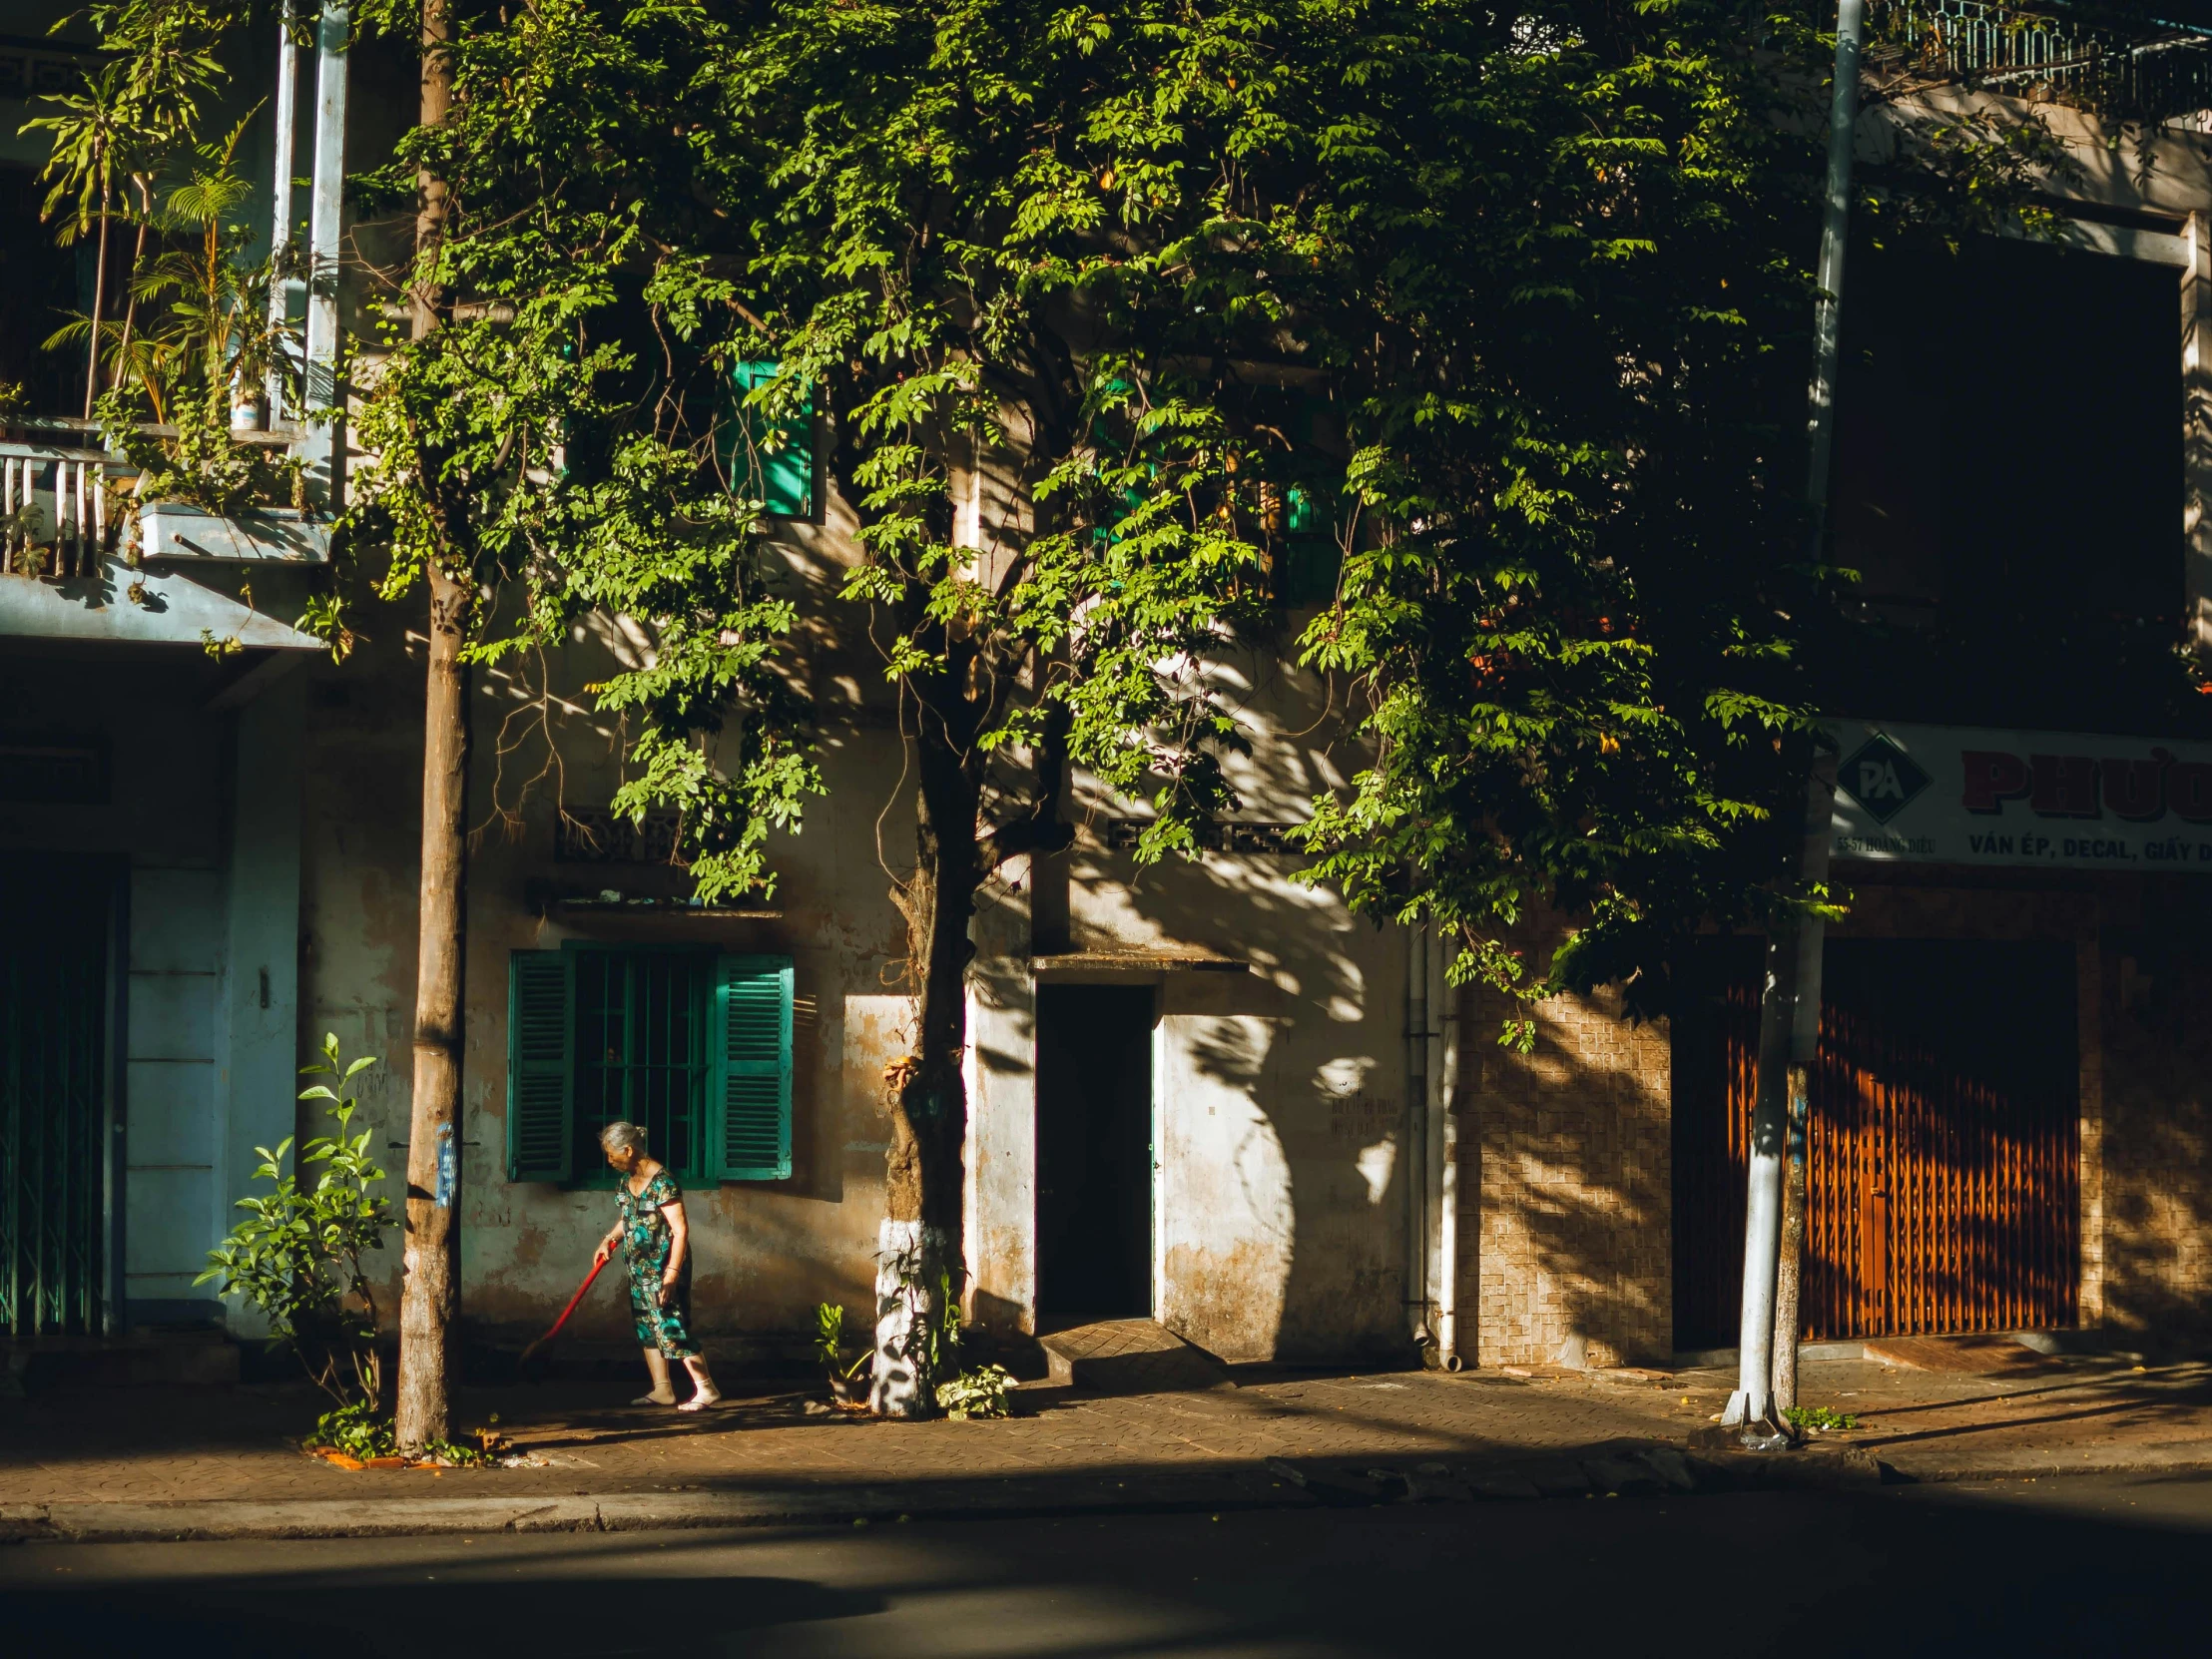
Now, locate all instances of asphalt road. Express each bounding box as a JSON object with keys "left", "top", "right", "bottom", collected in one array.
[{"left": 5, "top": 1473, "right": 2209, "bottom": 1657}]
